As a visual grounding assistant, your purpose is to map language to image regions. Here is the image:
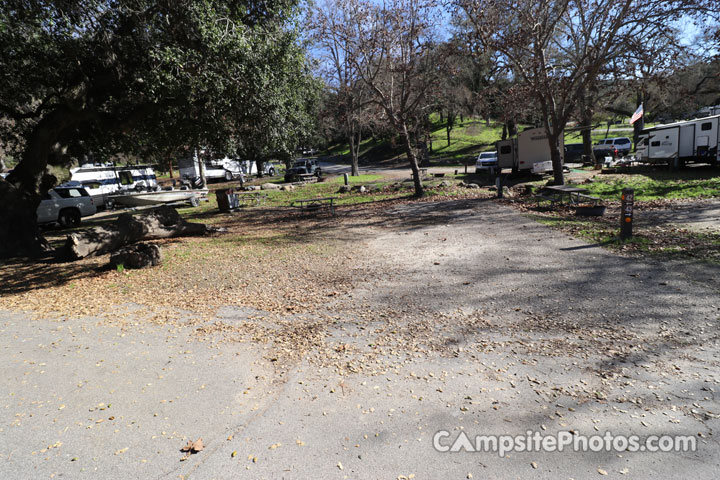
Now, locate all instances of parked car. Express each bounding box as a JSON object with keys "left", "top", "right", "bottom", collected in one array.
[
  {"left": 564, "top": 143, "right": 585, "bottom": 163},
  {"left": 593, "top": 137, "right": 632, "bottom": 157},
  {"left": 284, "top": 159, "right": 322, "bottom": 182},
  {"left": 475, "top": 151, "right": 498, "bottom": 174},
  {"left": 36, "top": 183, "right": 97, "bottom": 227}
]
